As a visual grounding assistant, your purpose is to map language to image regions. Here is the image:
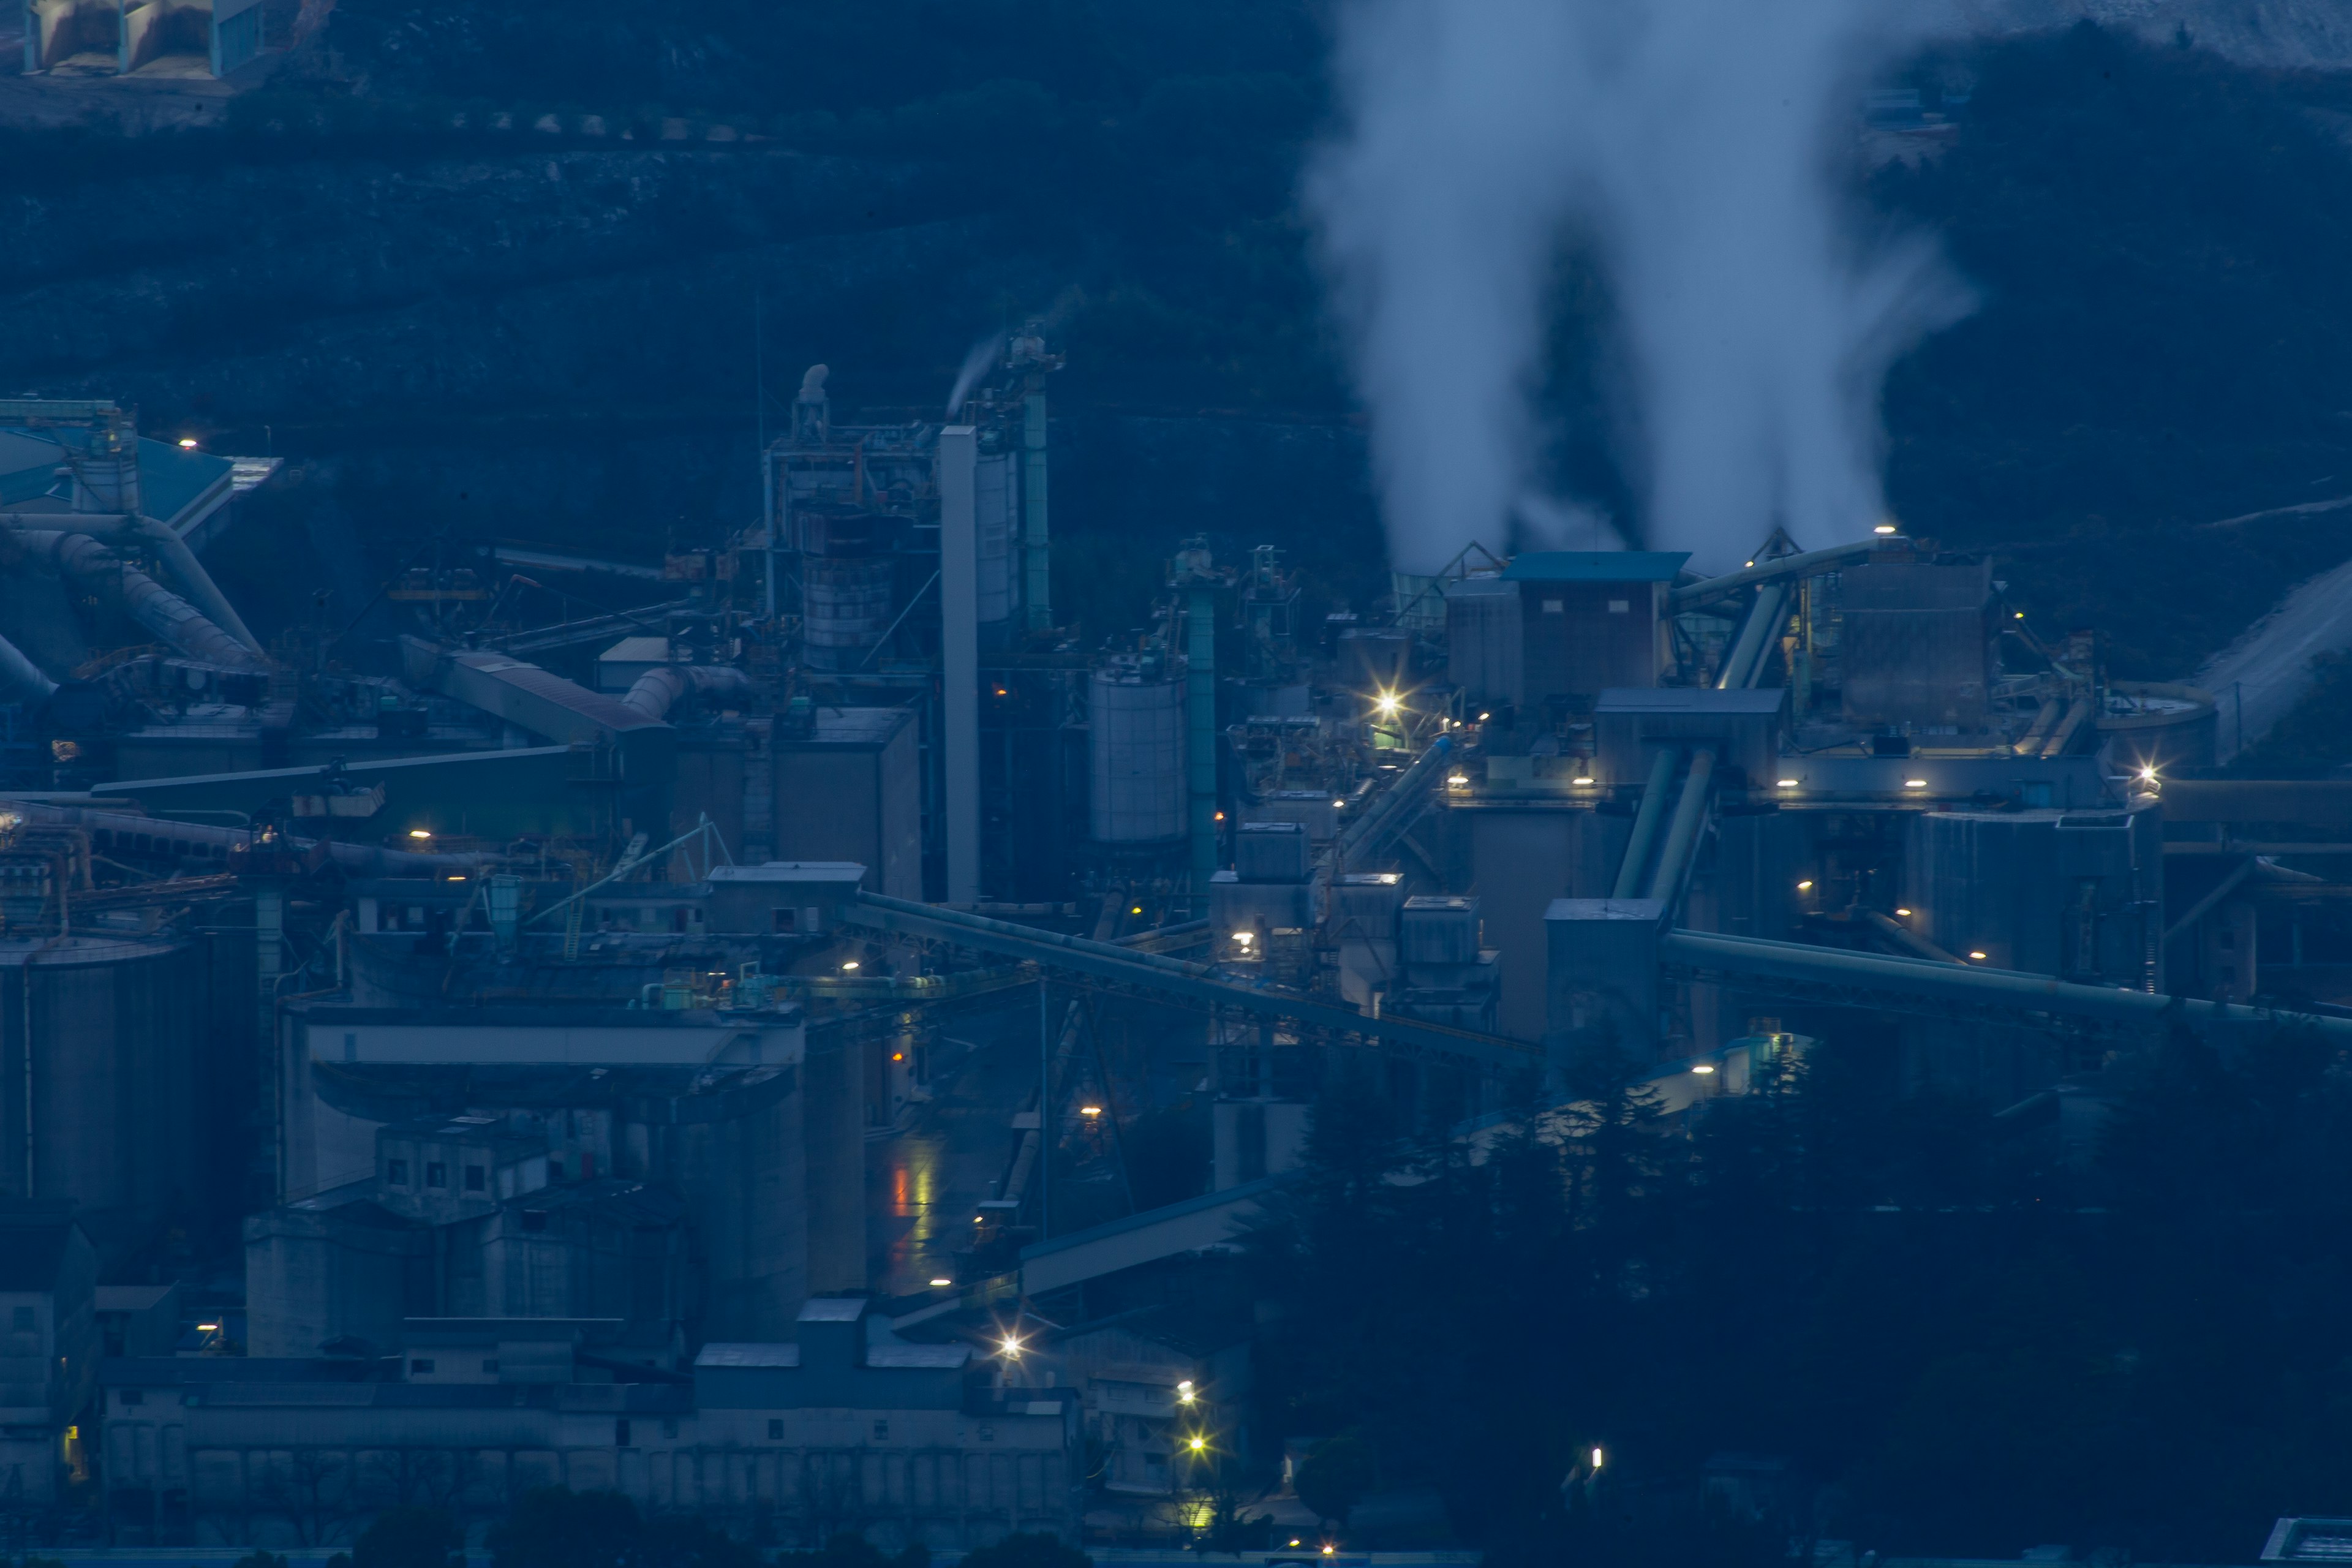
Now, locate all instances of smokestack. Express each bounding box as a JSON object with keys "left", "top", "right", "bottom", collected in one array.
[{"left": 938, "top": 425, "right": 982, "bottom": 905}]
